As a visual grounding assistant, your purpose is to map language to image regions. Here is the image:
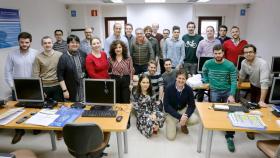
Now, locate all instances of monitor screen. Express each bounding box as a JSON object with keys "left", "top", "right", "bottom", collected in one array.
[
  {"left": 84, "top": 79, "right": 116, "bottom": 106},
  {"left": 237, "top": 55, "right": 246, "bottom": 71},
  {"left": 13, "top": 78, "right": 44, "bottom": 102},
  {"left": 271, "top": 57, "right": 280, "bottom": 73},
  {"left": 269, "top": 77, "right": 280, "bottom": 104},
  {"left": 197, "top": 57, "right": 213, "bottom": 73}
]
